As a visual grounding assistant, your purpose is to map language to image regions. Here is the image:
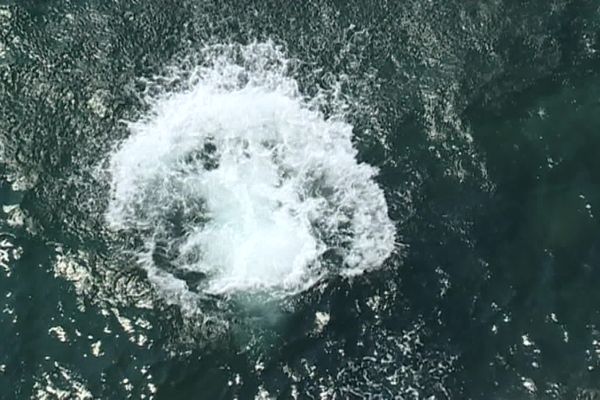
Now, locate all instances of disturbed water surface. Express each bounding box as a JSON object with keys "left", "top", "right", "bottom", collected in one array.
[{"left": 1, "top": 1, "right": 600, "bottom": 399}]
